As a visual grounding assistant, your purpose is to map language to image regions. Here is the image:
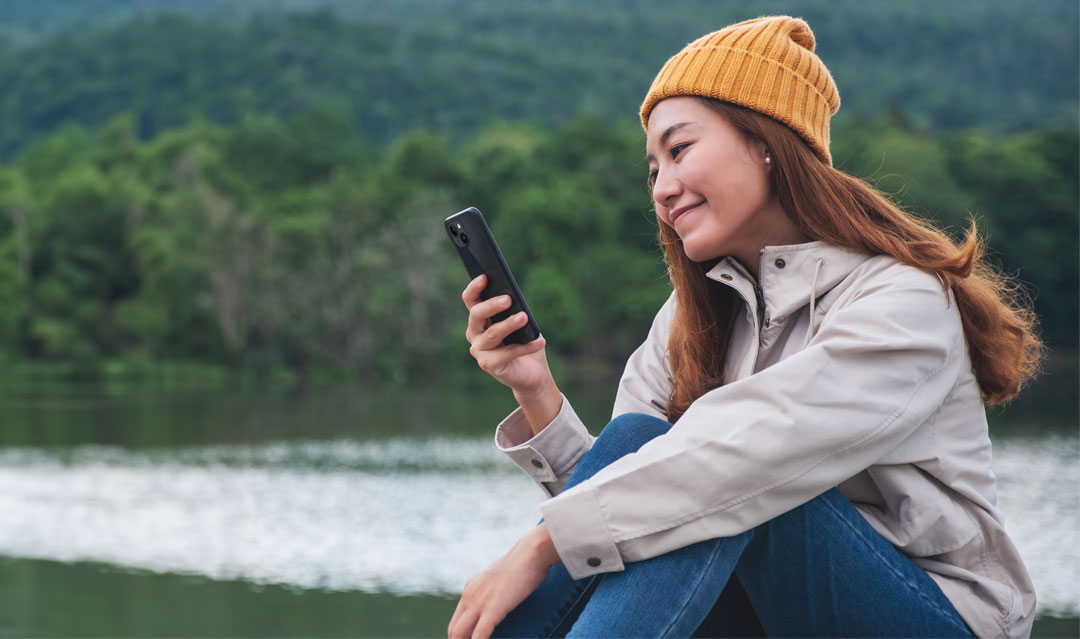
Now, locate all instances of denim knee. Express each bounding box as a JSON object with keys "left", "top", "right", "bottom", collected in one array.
[
  {"left": 581, "top": 412, "right": 673, "bottom": 471},
  {"left": 756, "top": 487, "right": 847, "bottom": 535}
]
